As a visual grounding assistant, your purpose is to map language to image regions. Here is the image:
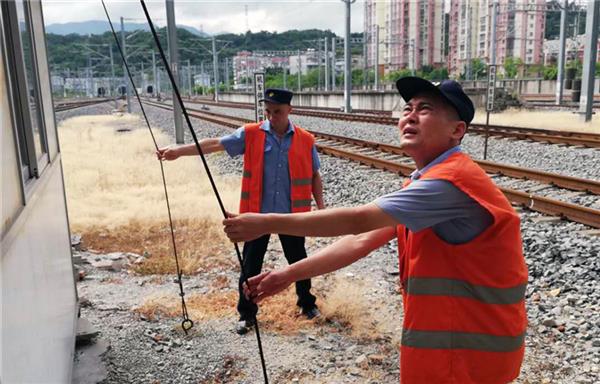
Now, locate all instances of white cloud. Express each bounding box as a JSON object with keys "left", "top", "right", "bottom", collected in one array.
[{"left": 42, "top": 0, "right": 365, "bottom": 35}]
